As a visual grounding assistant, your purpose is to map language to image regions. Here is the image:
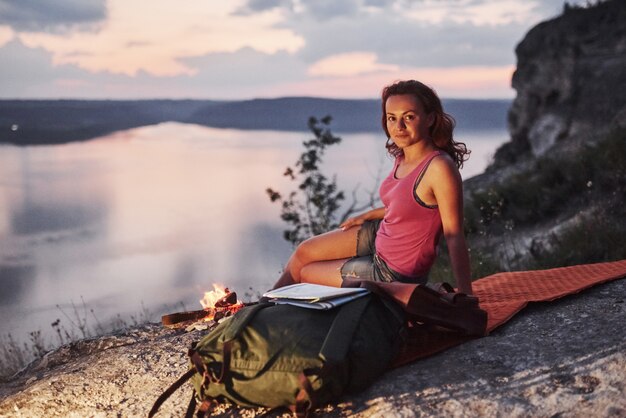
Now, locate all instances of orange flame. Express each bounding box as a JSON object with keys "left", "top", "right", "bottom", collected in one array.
[{"left": 199, "top": 283, "right": 229, "bottom": 309}]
